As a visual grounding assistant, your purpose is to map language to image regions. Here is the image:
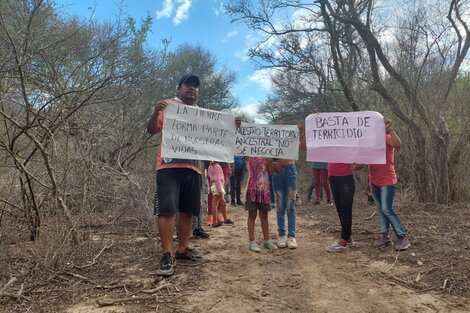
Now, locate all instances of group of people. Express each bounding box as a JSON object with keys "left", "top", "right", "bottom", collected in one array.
[{"left": 147, "top": 74, "right": 410, "bottom": 277}]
